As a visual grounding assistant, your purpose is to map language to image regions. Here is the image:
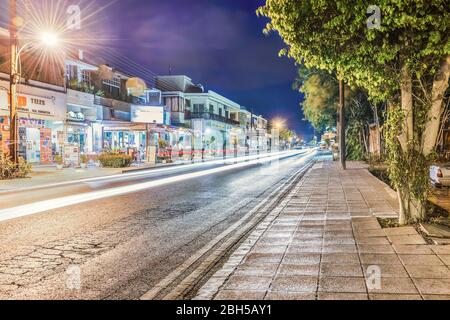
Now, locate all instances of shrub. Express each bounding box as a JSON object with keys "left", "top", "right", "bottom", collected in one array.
[
  {"left": 98, "top": 152, "right": 133, "bottom": 168},
  {"left": 80, "top": 154, "right": 89, "bottom": 164},
  {"left": 54, "top": 154, "right": 63, "bottom": 165},
  {"left": 0, "top": 154, "right": 32, "bottom": 180}
]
